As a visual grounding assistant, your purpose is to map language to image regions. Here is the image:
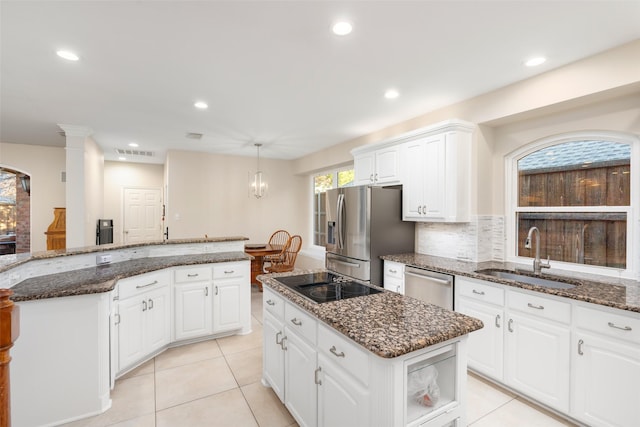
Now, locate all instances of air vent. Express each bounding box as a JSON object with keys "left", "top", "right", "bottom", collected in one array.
[
  {"left": 186, "top": 132, "right": 203, "bottom": 140},
  {"left": 115, "top": 148, "right": 155, "bottom": 157}
]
